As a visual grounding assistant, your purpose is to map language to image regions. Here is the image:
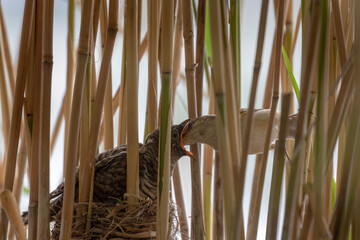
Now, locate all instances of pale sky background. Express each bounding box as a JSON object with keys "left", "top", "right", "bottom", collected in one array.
[{"left": 0, "top": 0, "right": 311, "bottom": 239}]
